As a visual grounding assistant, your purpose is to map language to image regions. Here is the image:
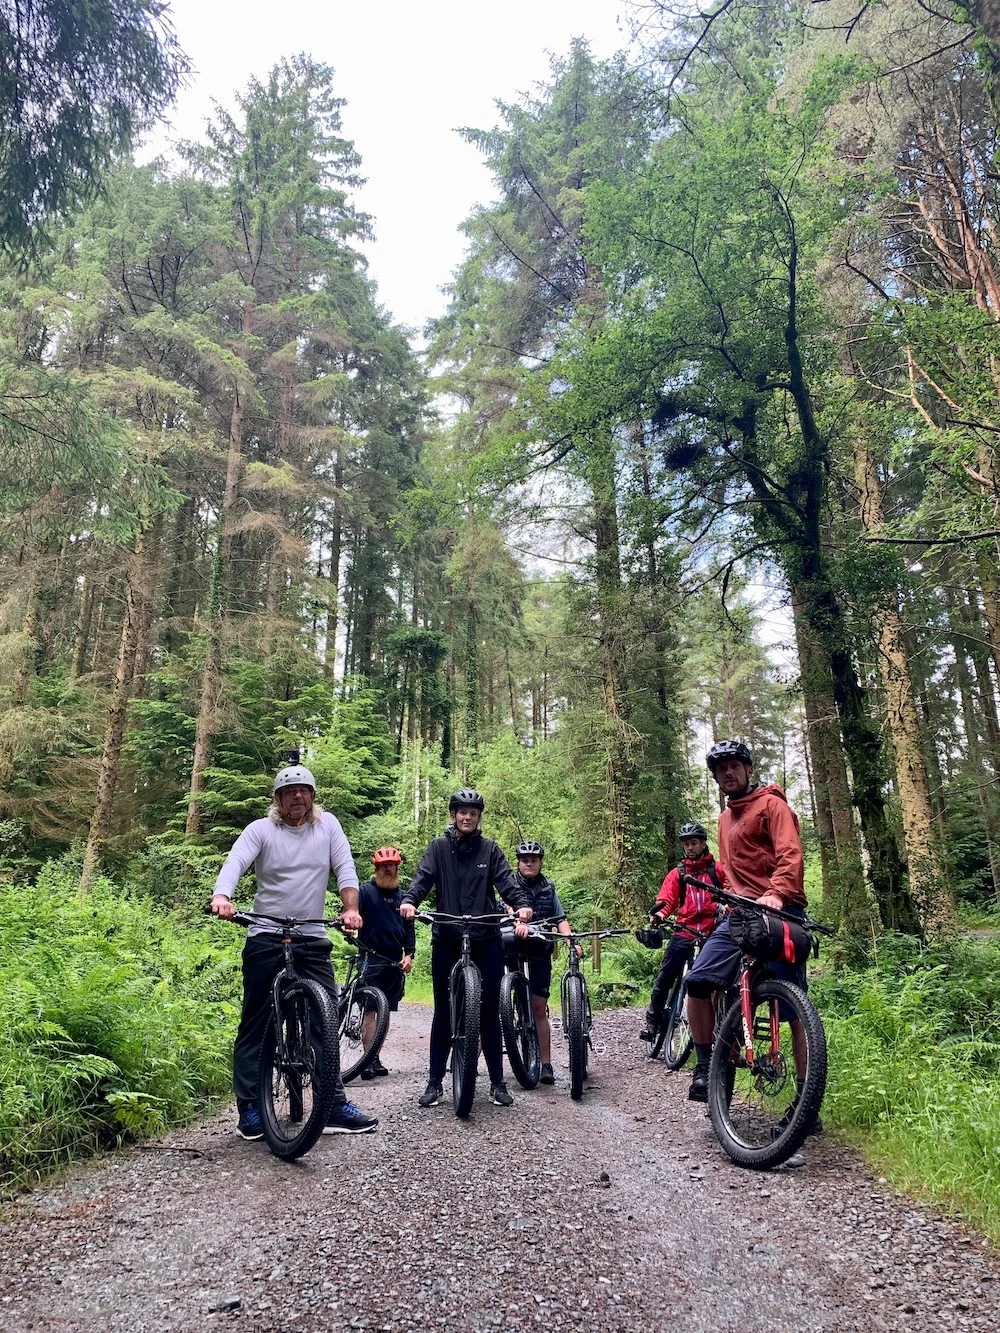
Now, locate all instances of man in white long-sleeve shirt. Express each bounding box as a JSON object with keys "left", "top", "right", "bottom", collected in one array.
[{"left": 210, "top": 763, "right": 378, "bottom": 1139}]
